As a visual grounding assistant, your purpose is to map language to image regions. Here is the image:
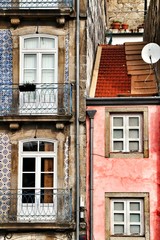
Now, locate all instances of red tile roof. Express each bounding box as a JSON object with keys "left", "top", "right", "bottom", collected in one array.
[
  {"left": 95, "top": 45, "right": 131, "bottom": 97},
  {"left": 89, "top": 43, "right": 157, "bottom": 98}
]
